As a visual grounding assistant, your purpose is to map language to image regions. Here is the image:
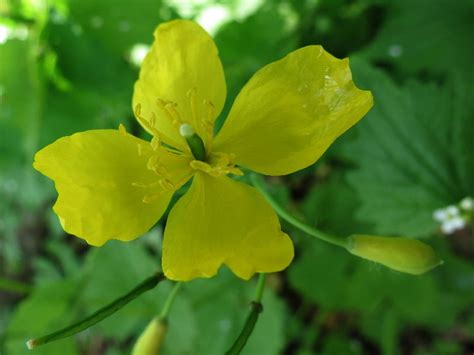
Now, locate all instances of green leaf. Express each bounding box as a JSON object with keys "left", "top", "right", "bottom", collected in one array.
[
  {"left": 321, "top": 333, "right": 364, "bottom": 355},
  {"left": 79, "top": 241, "right": 160, "bottom": 339},
  {"left": 38, "top": 21, "right": 135, "bottom": 147},
  {"left": 0, "top": 36, "right": 42, "bottom": 166},
  {"left": 5, "top": 279, "right": 80, "bottom": 355},
  {"left": 68, "top": 0, "right": 172, "bottom": 56},
  {"left": 79, "top": 241, "right": 198, "bottom": 354},
  {"left": 340, "top": 59, "right": 473, "bottom": 236},
  {"left": 359, "top": 0, "right": 474, "bottom": 75},
  {"left": 184, "top": 269, "right": 287, "bottom": 355},
  {"left": 288, "top": 239, "right": 352, "bottom": 310},
  {"left": 301, "top": 173, "right": 373, "bottom": 237}
]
